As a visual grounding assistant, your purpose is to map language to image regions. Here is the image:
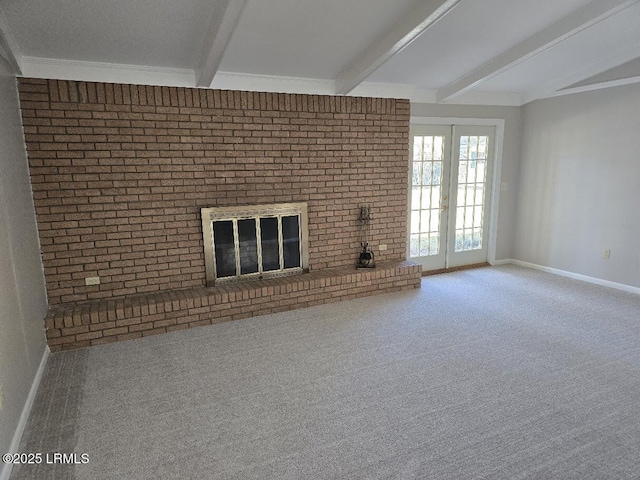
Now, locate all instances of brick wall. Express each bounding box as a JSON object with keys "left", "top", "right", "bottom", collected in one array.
[{"left": 18, "top": 78, "right": 410, "bottom": 305}]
